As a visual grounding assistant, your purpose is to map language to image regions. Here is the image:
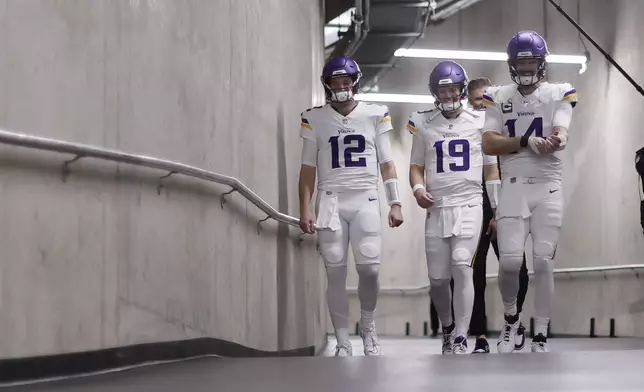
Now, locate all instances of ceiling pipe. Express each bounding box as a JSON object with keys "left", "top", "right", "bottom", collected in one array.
[{"left": 344, "top": 0, "right": 371, "bottom": 57}]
